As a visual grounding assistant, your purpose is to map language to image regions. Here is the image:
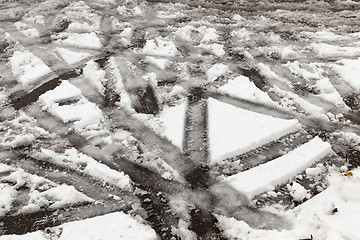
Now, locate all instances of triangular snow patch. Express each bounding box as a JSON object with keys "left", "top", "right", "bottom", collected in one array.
[{"left": 207, "top": 98, "right": 301, "bottom": 164}]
